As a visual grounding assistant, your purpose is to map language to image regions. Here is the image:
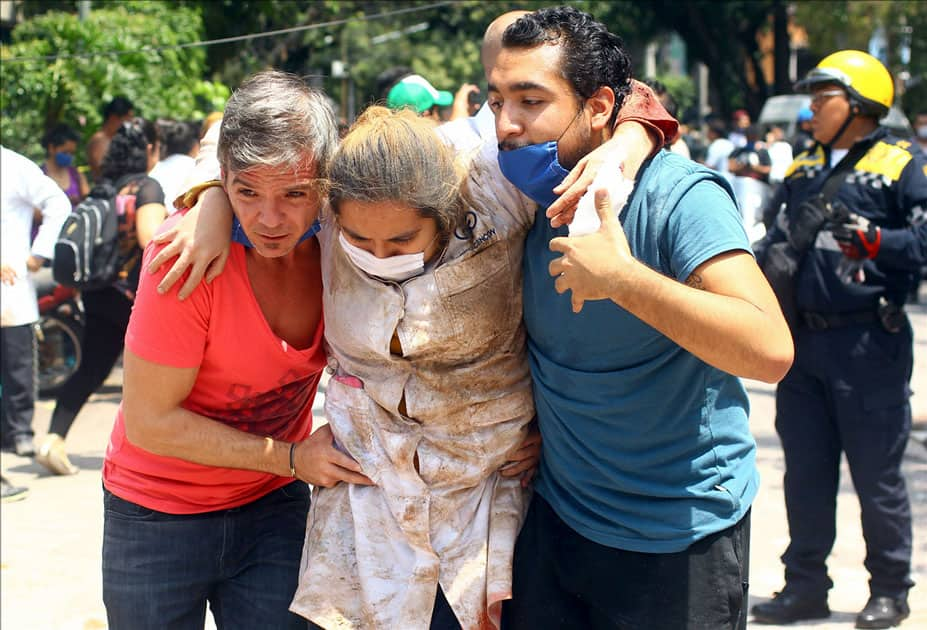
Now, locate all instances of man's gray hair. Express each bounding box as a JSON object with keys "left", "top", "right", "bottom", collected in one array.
[{"left": 218, "top": 70, "right": 337, "bottom": 176}]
